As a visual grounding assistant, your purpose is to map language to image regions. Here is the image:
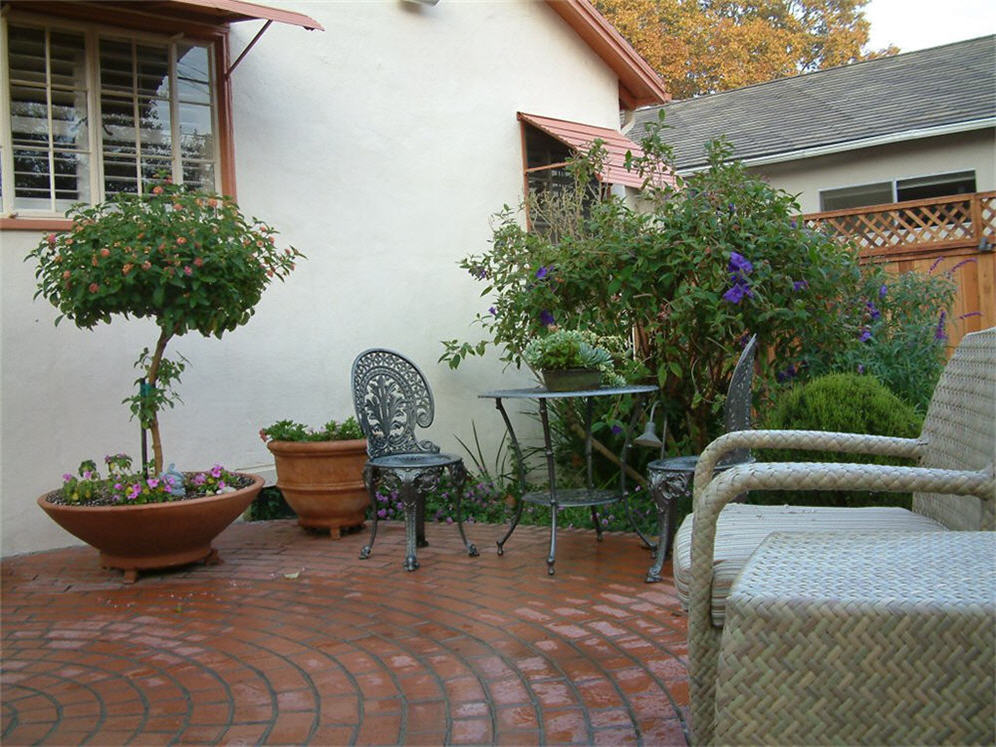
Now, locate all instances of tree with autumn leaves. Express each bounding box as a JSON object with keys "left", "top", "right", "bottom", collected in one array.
[{"left": 596, "top": 0, "right": 897, "bottom": 99}]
